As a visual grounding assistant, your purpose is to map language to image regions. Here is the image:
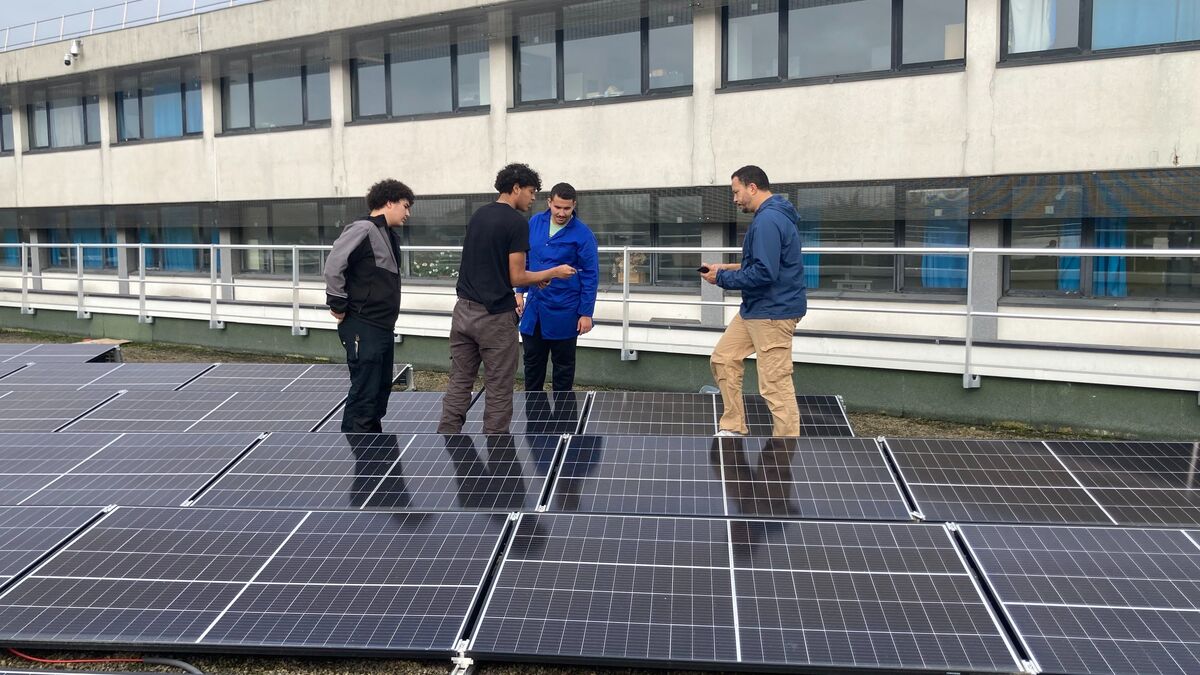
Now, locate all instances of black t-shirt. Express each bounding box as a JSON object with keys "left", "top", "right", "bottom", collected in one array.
[{"left": 456, "top": 201, "right": 530, "bottom": 314}]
